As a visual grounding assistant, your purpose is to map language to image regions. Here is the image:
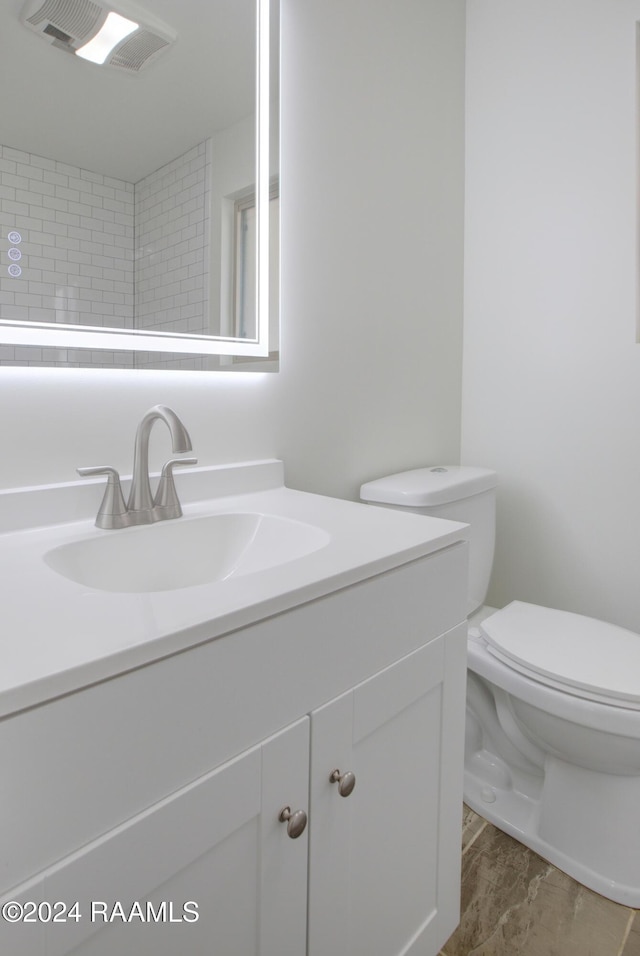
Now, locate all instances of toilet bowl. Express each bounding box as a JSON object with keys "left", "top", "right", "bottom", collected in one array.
[
  {"left": 466, "top": 601, "right": 640, "bottom": 906},
  {"left": 360, "top": 466, "right": 640, "bottom": 906}
]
